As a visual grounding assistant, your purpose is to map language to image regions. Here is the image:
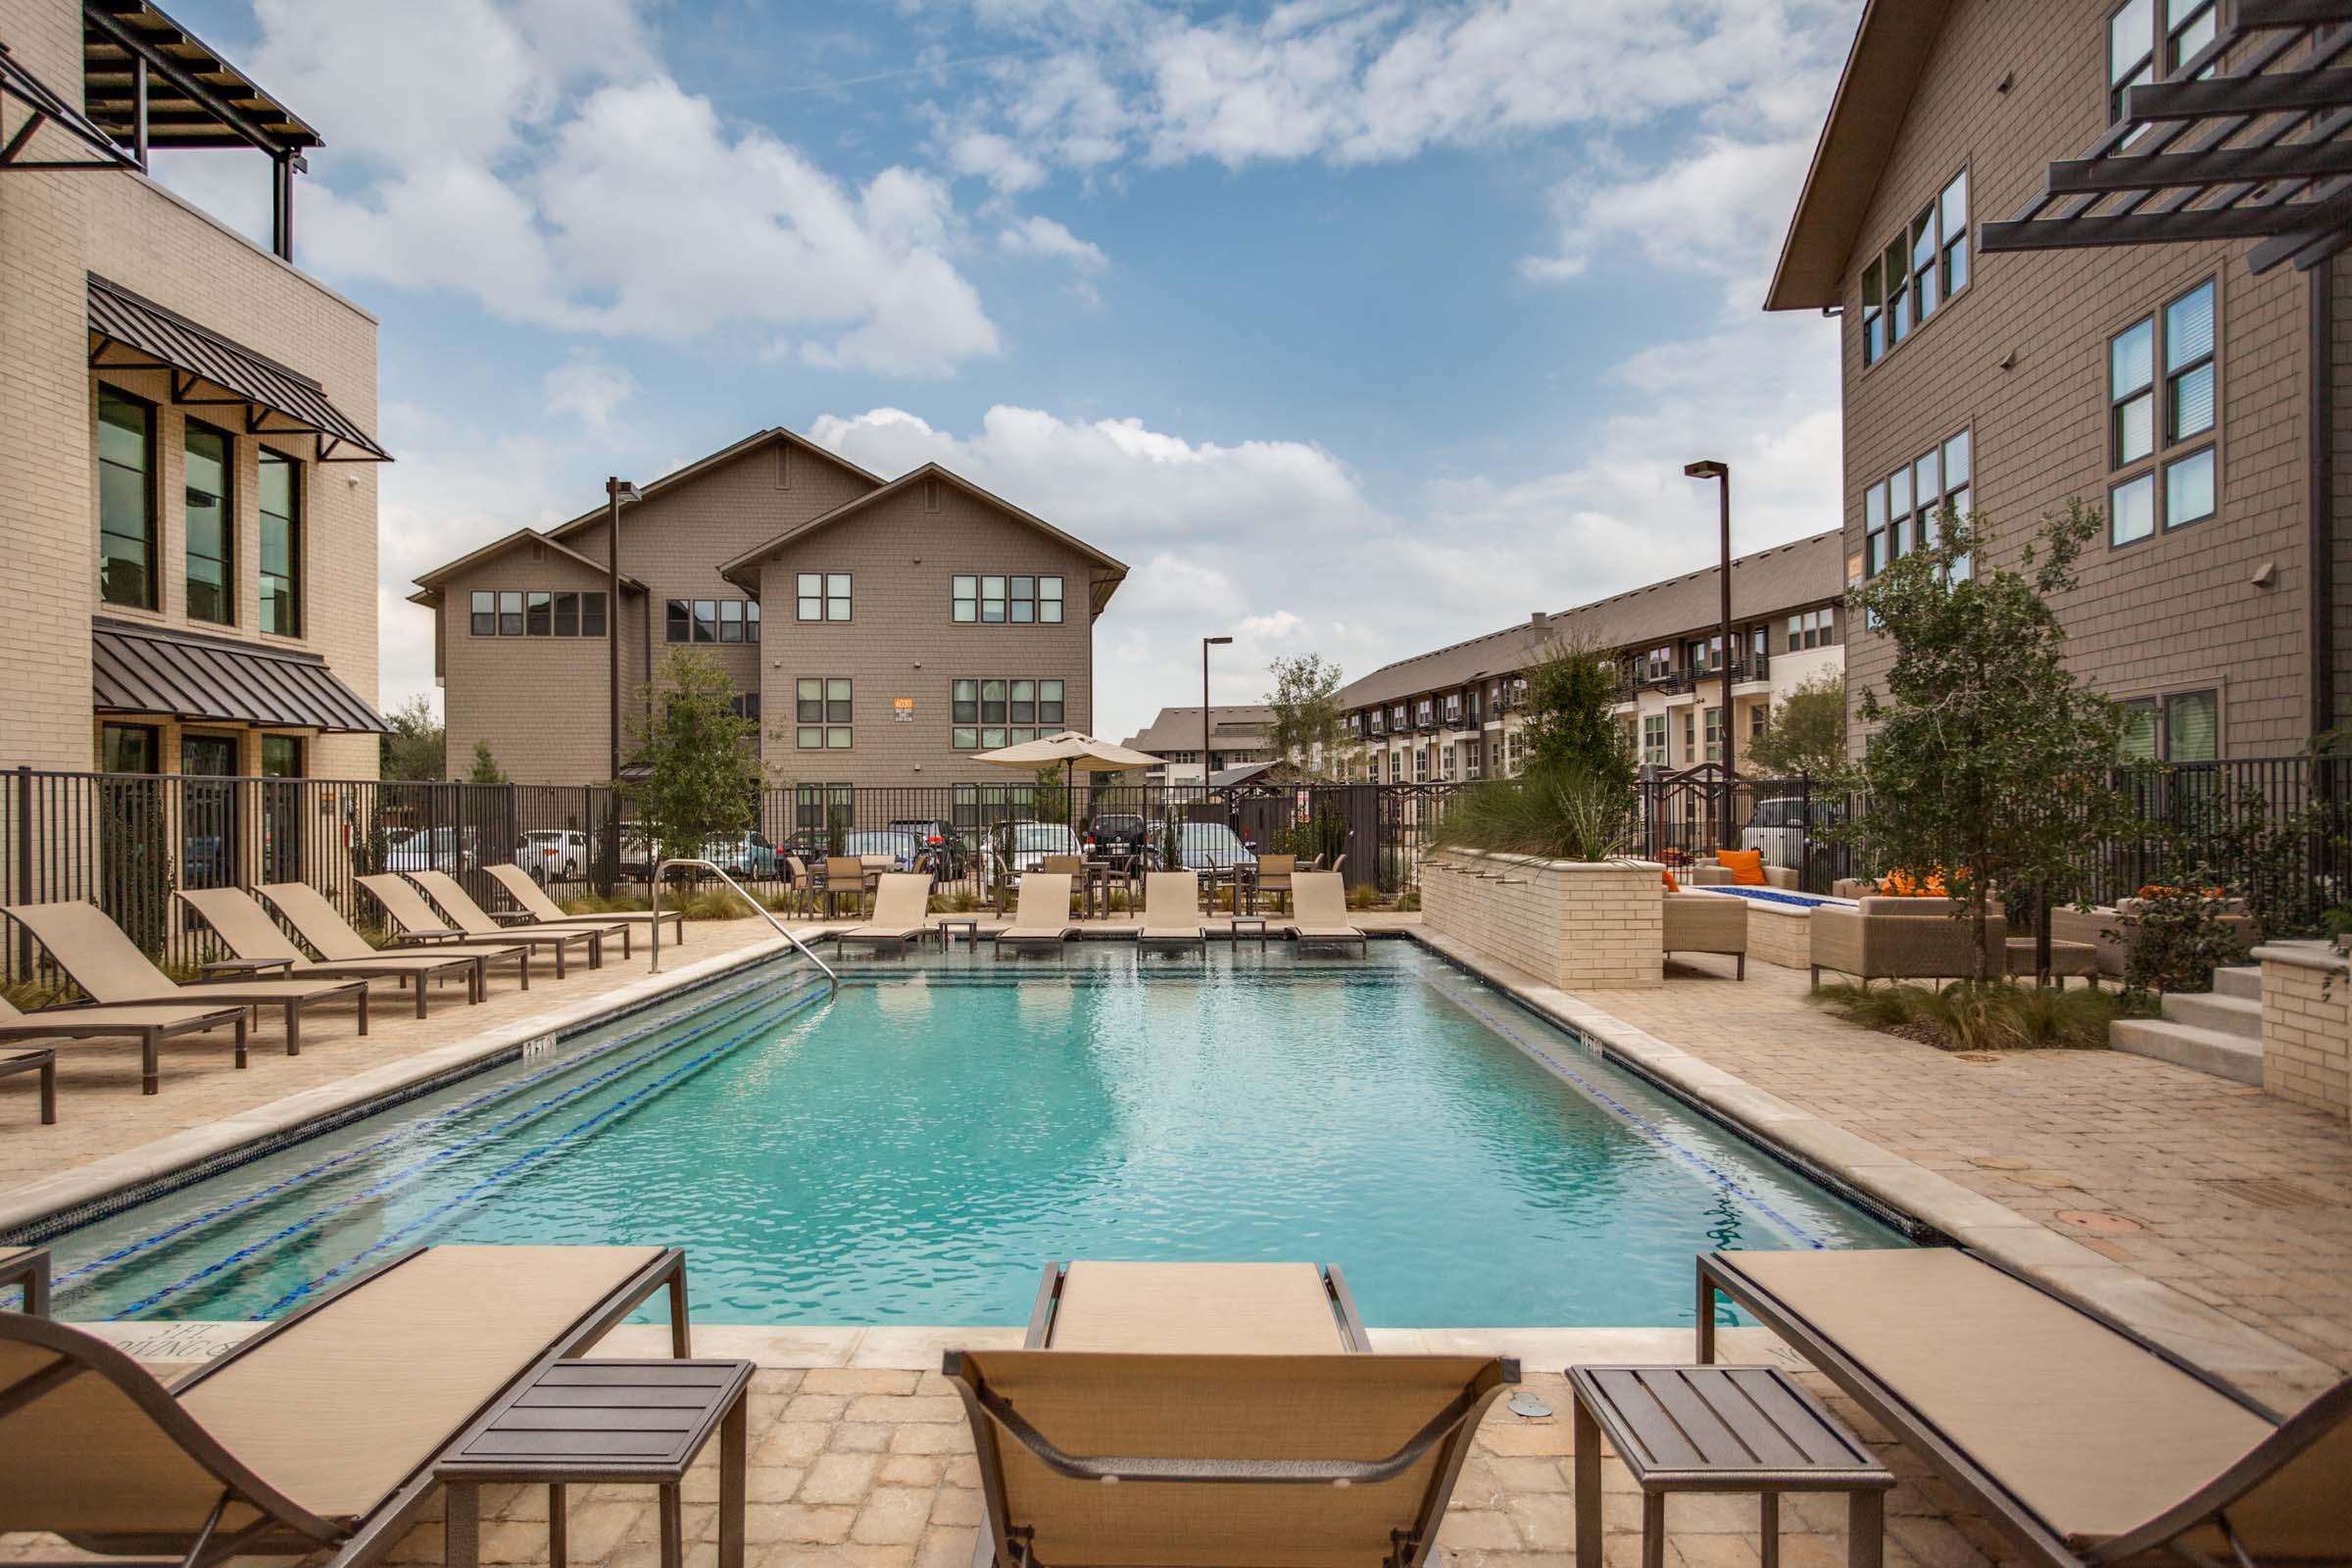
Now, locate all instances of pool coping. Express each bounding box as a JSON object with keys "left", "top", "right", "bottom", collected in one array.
[{"left": 1399, "top": 926, "right": 2340, "bottom": 1399}]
